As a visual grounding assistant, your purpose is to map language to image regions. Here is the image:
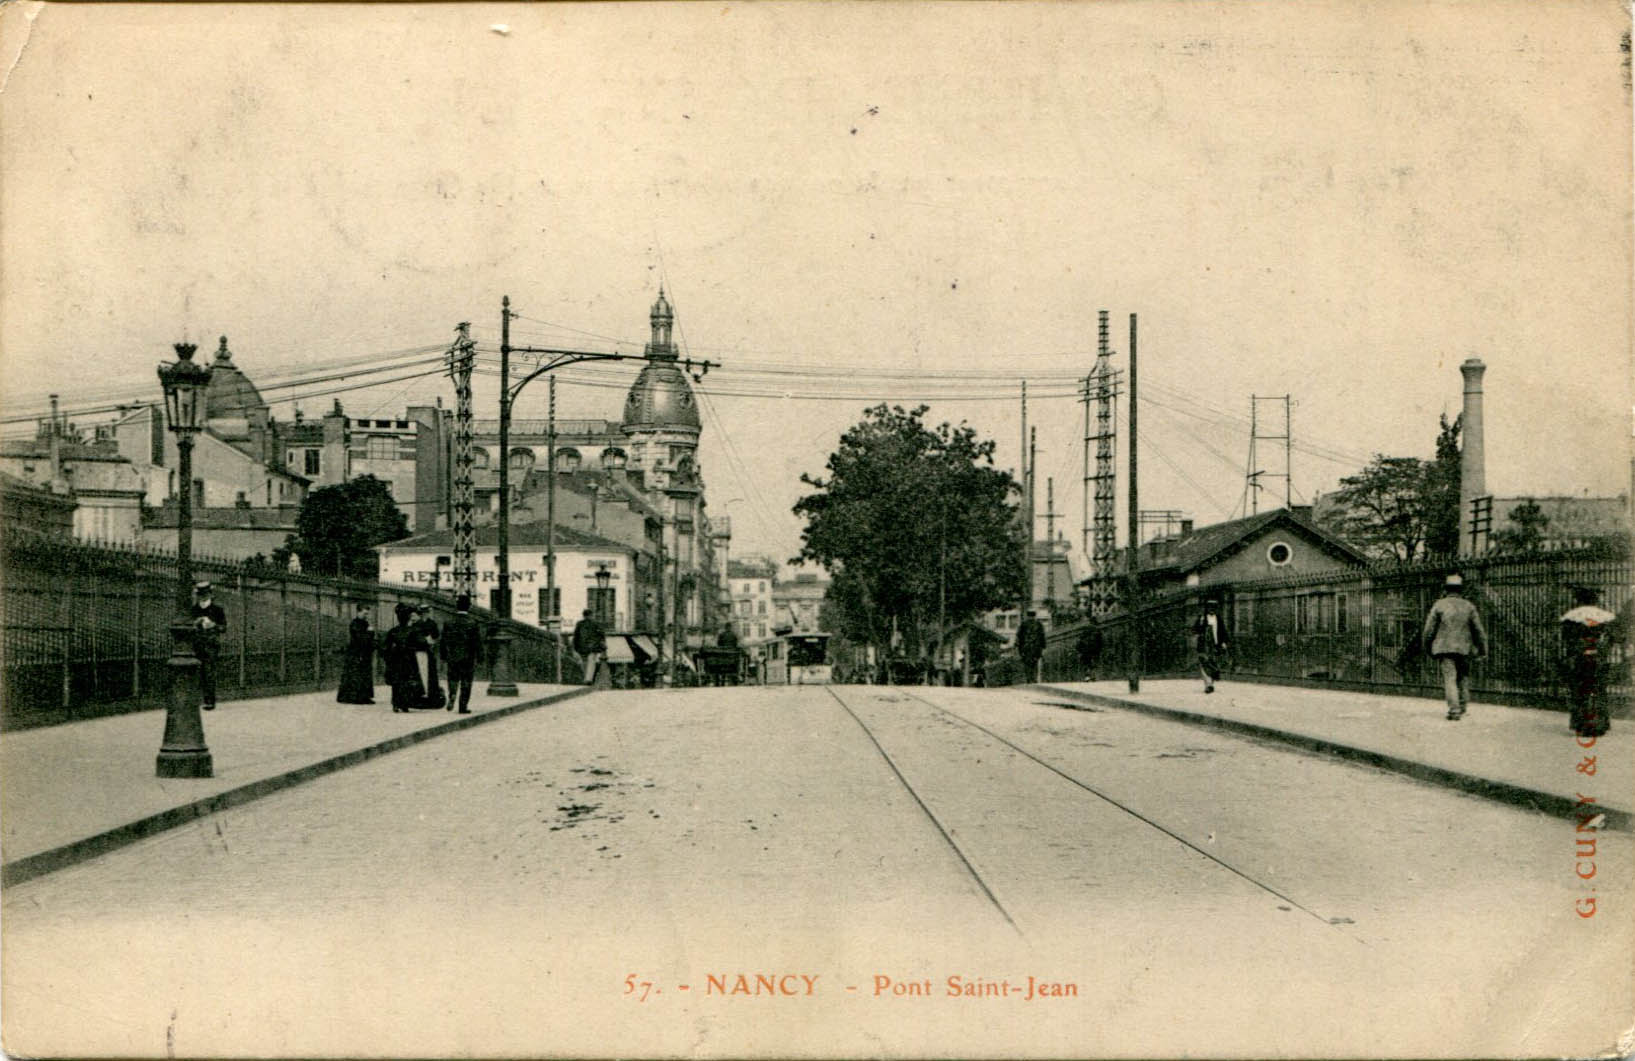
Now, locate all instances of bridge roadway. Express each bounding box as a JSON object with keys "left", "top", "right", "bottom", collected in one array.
[{"left": 3, "top": 684, "right": 1629, "bottom": 1058}]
